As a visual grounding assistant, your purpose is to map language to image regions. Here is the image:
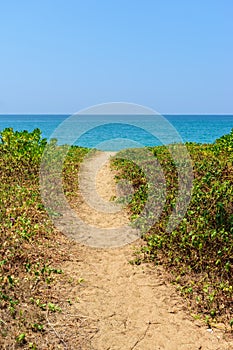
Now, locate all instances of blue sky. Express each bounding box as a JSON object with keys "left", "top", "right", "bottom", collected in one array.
[{"left": 0, "top": 0, "right": 232, "bottom": 114}]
